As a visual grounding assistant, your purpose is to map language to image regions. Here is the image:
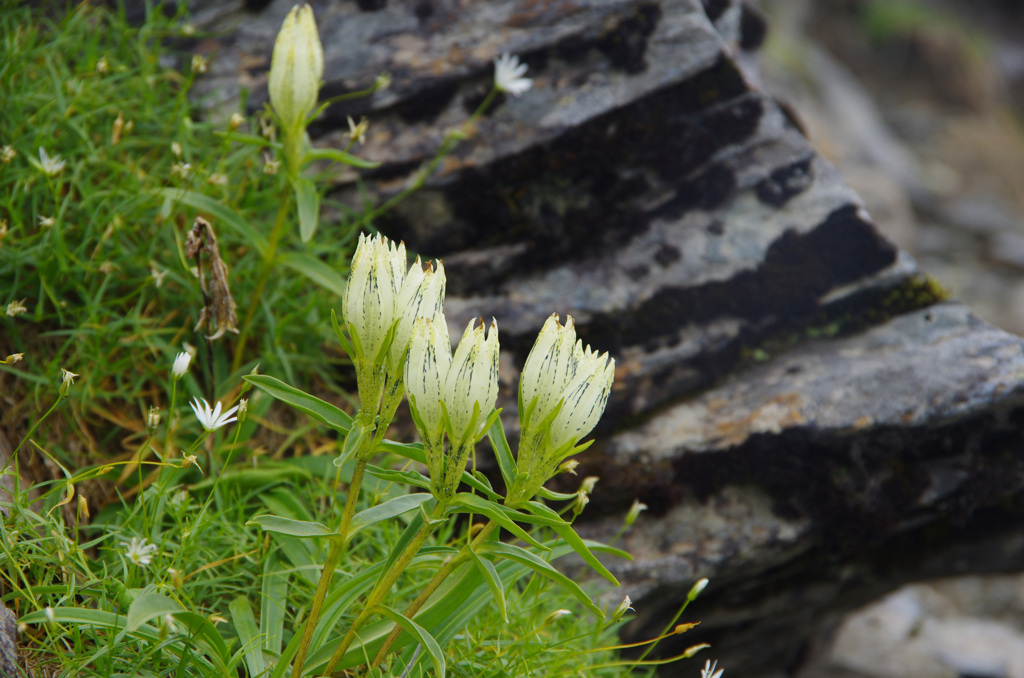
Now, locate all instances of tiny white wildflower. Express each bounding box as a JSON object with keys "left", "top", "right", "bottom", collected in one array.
[
  {"left": 189, "top": 397, "right": 239, "bottom": 432},
  {"left": 59, "top": 368, "right": 78, "bottom": 395},
  {"left": 171, "top": 141, "right": 182, "bottom": 158},
  {"left": 4, "top": 353, "right": 24, "bottom": 364},
  {"left": 98, "top": 261, "right": 116, "bottom": 275},
  {"left": 150, "top": 262, "right": 168, "bottom": 287},
  {"left": 172, "top": 351, "right": 191, "bottom": 380},
  {"left": 6, "top": 299, "right": 27, "bottom": 317},
  {"left": 493, "top": 53, "right": 532, "bottom": 96},
  {"left": 207, "top": 173, "right": 228, "bottom": 186},
  {"left": 347, "top": 116, "right": 368, "bottom": 144},
  {"left": 37, "top": 147, "right": 66, "bottom": 177},
  {"left": 702, "top": 659, "right": 724, "bottom": 678},
  {"left": 191, "top": 54, "right": 208, "bottom": 74},
  {"left": 181, "top": 23, "right": 195, "bottom": 36},
  {"left": 124, "top": 537, "right": 158, "bottom": 566},
  {"left": 38, "top": 215, "right": 54, "bottom": 228},
  {"left": 374, "top": 72, "right": 392, "bottom": 91},
  {"left": 96, "top": 55, "right": 108, "bottom": 75},
  {"left": 171, "top": 162, "right": 191, "bottom": 179},
  {"left": 1, "top": 146, "right": 15, "bottom": 165},
  {"left": 228, "top": 112, "right": 245, "bottom": 131},
  {"left": 262, "top": 153, "right": 280, "bottom": 175}
]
